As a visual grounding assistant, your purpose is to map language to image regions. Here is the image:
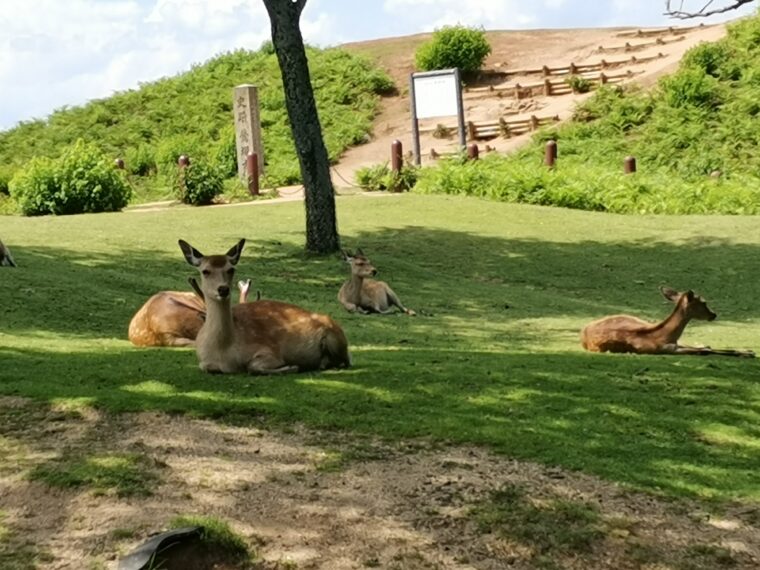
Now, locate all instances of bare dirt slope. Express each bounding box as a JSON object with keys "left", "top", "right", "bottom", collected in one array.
[{"left": 334, "top": 24, "right": 727, "bottom": 185}]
